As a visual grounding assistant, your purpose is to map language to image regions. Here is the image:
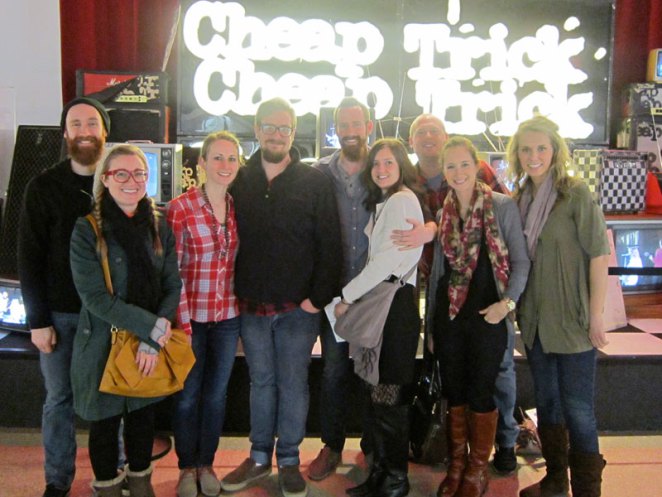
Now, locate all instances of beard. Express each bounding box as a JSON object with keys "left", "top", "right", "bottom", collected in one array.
[
  {"left": 67, "top": 135, "right": 105, "bottom": 166},
  {"left": 261, "top": 145, "right": 288, "bottom": 164},
  {"left": 340, "top": 135, "right": 367, "bottom": 162}
]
